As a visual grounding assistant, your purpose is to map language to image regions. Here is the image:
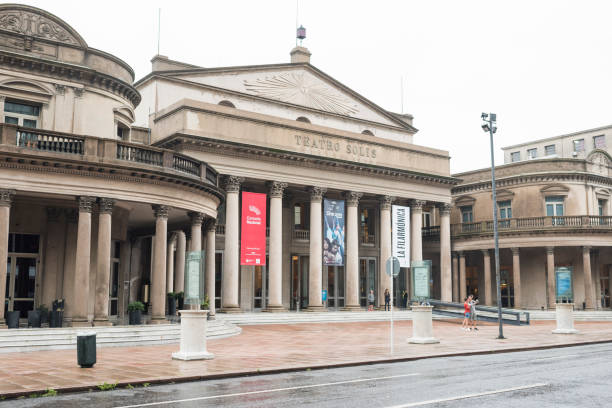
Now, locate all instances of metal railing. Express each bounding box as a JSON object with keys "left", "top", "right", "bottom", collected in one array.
[
  {"left": 215, "top": 224, "right": 225, "bottom": 236},
  {"left": 17, "top": 130, "right": 84, "bottom": 154},
  {"left": 429, "top": 300, "right": 530, "bottom": 325}
]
